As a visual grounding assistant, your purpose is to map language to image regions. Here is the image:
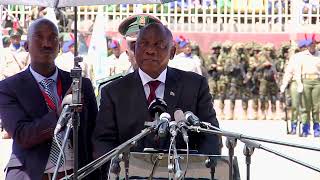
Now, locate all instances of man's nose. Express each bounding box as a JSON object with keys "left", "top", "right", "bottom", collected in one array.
[
  {"left": 145, "top": 46, "right": 156, "bottom": 55},
  {"left": 42, "top": 38, "right": 53, "bottom": 47}
]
